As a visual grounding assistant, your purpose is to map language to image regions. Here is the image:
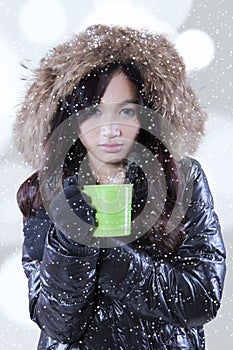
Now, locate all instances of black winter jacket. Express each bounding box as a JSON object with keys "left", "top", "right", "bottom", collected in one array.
[{"left": 22, "top": 159, "right": 226, "bottom": 349}]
